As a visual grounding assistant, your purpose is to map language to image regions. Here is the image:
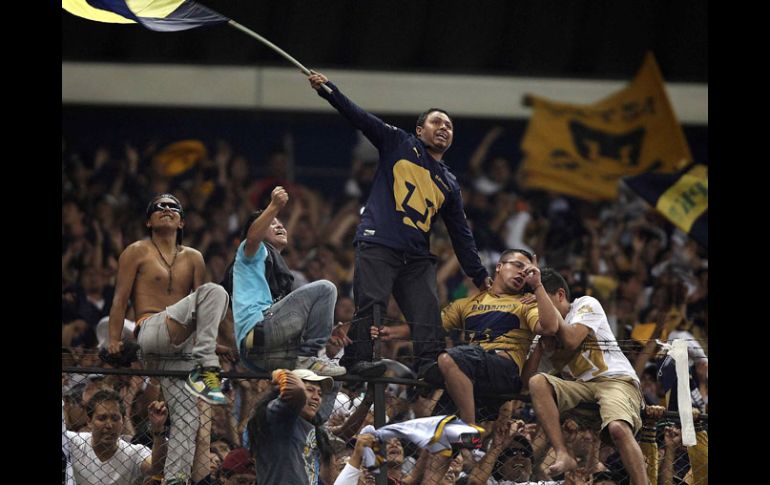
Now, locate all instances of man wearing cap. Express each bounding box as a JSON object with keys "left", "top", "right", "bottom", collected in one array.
[
  {"left": 219, "top": 448, "right": 256, "bottom": 485},
  {"left": 247, "top": 368, "right": 337, "bottom": 485},
  {"left": 106, "top": 193, "right": 231, "bottom": 484},
  {"left": 452, "top": 404, "right": 541, "bottom": 485}
]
